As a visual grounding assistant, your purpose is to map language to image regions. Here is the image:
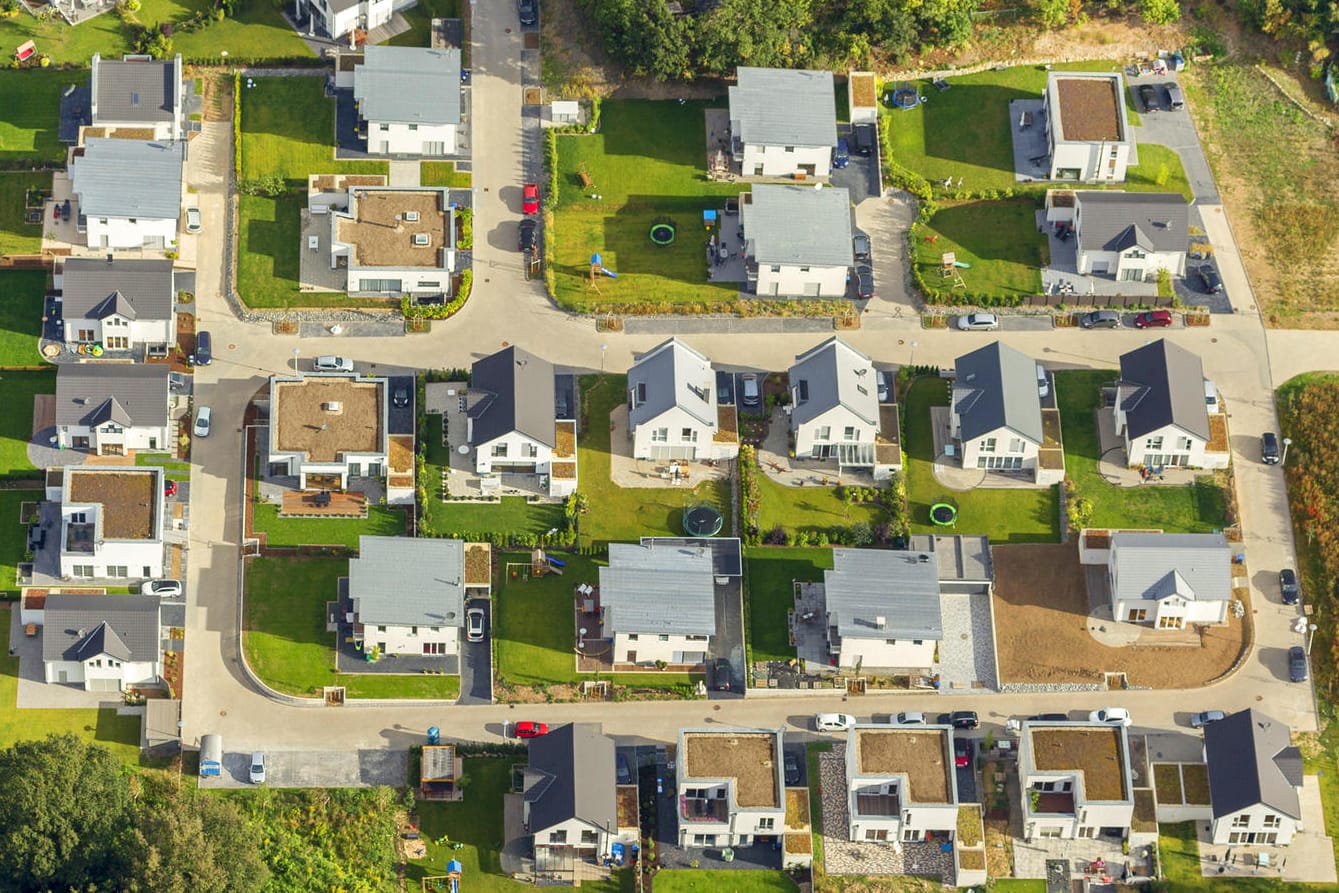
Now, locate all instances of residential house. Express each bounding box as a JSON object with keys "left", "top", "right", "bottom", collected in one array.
[
  {"left": 294, "top": 0, "right": 397, "bottom": 41},
  {"left": 1106, "top": 532, "right": 1231, "bottom": 628},
  {"left": 354, "top": 47, "right": 462, "bottom": 156},
  {"left": 845, "top": 725, "right": 960, "bottom": 842},
  {"left": 55, "top": 364, "right": 172, "bottom": 455},
  {"left": 58, "top": 467, "right": 166, "bottom": 581},
  {"left": 1115, "top": 340, "right": 1227, "bottom": 469},
  {"left": 1042, "top": 72, "right": 1133, "bottom": 183},
  {"left": 676, "top": 728, "right": 787, "bottom": 848},
  {"left": 41, "top": 594, "right": 162, "bottom": 691},
  {"left": 728, "top": 67, "right": 837, "bottom": 178},
  {"left": 951, "top": 341, "right": 1047, "bottom": 475},
  {"left": 69, "top": 138, "right": 185, "bottom": 250},
  {"left": 88, "top": 53, "right": 185, "bottom": 141},
  {"left": 346, "top": 536, "right": 465, "bottom": 658},
  {"left": 821, "top": 548, "right": 942, "bottom": 673},
  {"left": 1205, "top": 709, "right": 1304, "bottom": 846},
  {"left": 600, "top": 542, "right": 715, "bottom": 666},
  {"left": 268, "top": 373, "right": 390, "bottom": 491},
  {"left": 59, "top": 258, "right": 177, "bottom": 354},
  {"left": 467, "top": 346, "right": 578, "bottom": 498},
  {"left": 788, "top": 337, "right": 899, "bottom": 479},
  {"left": 742, "top": 185, "right": 852, "bottom": 298},
  {"left": 626, "top": 338, "right": 737, "bottom": 462},
  {"left": 523, "top": 723, "right": 626, "bottom": 872},
  {"left": 1057, "top": 191, "right": 1188, "bottom": 280},
  {"left": 1018, "top": 720, "right": 1135, "bottom": 840},
  {"left": 321, "top": 185, "right": 456, "bottom": 298}
]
